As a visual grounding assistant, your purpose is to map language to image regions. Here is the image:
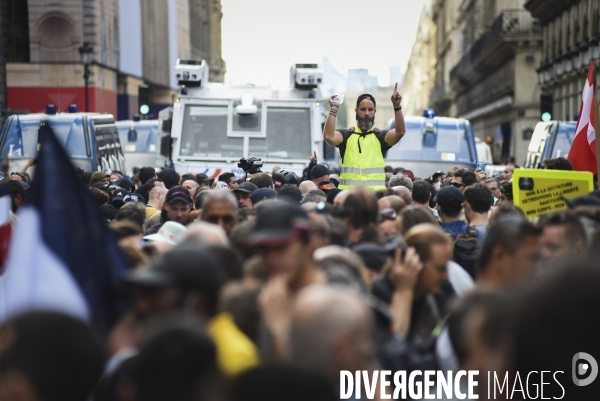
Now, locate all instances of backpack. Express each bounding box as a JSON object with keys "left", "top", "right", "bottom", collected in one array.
[{"left": 452, "top": 226, "right": 480, "bottom": 279}]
